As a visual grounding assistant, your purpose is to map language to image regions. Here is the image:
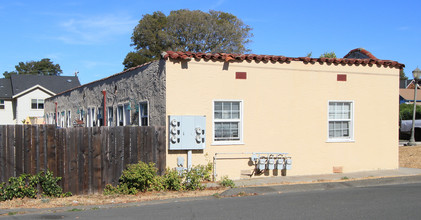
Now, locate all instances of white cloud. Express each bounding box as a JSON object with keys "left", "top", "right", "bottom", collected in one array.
[
  {"left": 55, "top": 14, "right": 137, "bottom": 45},
  {"left": 210, "top": 0, "right": 226, "bottom": 9},
  {"left": 44, "top": 53, "right": 62, "bottom": 60}
]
